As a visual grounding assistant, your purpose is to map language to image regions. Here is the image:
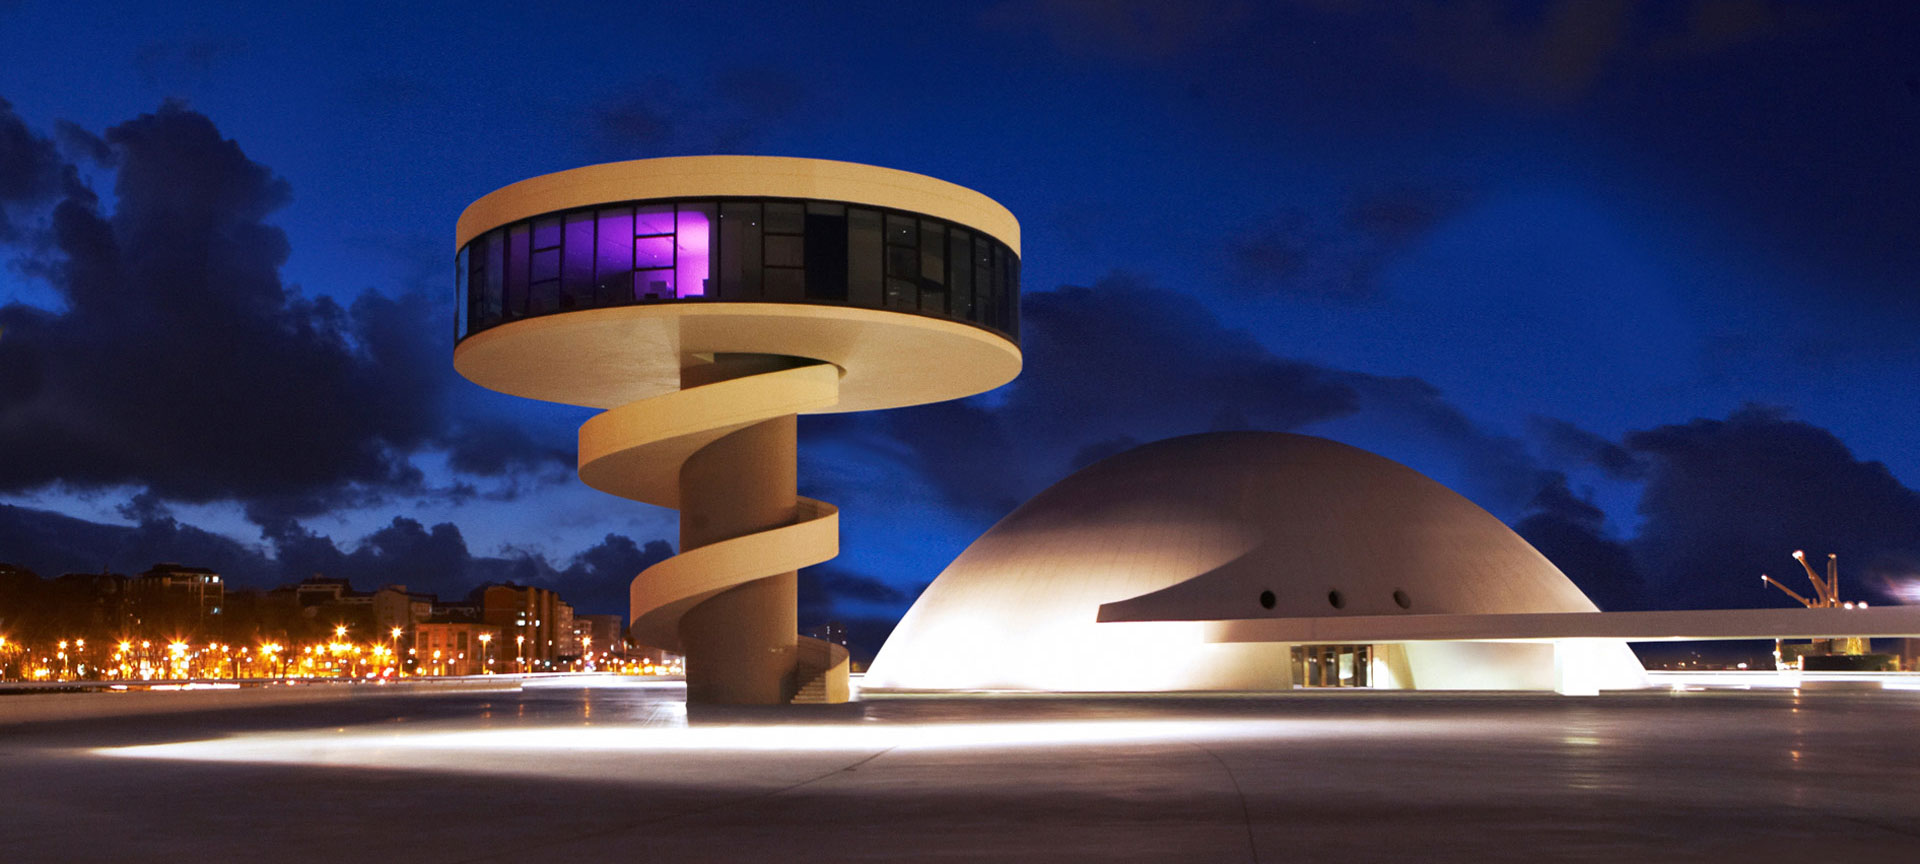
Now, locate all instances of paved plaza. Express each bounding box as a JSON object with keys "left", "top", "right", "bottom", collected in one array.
[{"left": 4, "top": 679, "right": 1917, "bottom": 862}]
